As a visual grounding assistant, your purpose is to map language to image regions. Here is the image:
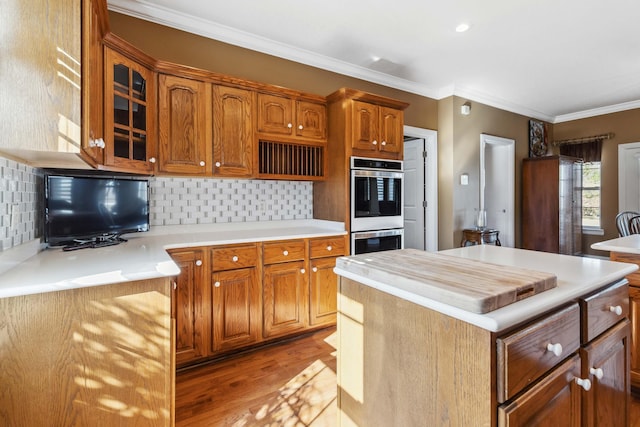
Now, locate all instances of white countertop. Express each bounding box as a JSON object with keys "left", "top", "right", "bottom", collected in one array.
[
  {"left": 0, "top": 219, "right": 345, "bottom": 299},
  {"left": 591, "top": 234, "right": 640, "bottom": 255},
  {"left": 334, "top": 245, "right": 638, "bottom": 332}
]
